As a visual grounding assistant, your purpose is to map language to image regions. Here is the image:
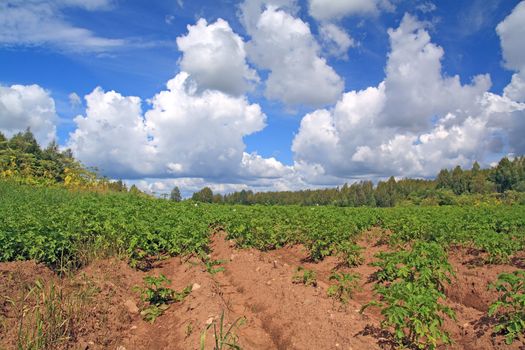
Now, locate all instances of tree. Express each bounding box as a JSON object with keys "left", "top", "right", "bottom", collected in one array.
[
  {"left": 170, "top": 186, "right": 182, "bottom": 202},
  {"left": 192, "top": 187, "right": 213, "bottom": 203},
  {"left": 8, "top": 128, "right": 41, "bottom": 156},
  {"left": 490, "top": 157, "right": 519, "bottom": 193},
  {"left": 436, "top": 169, "right": 451, "bottom": 189}
]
